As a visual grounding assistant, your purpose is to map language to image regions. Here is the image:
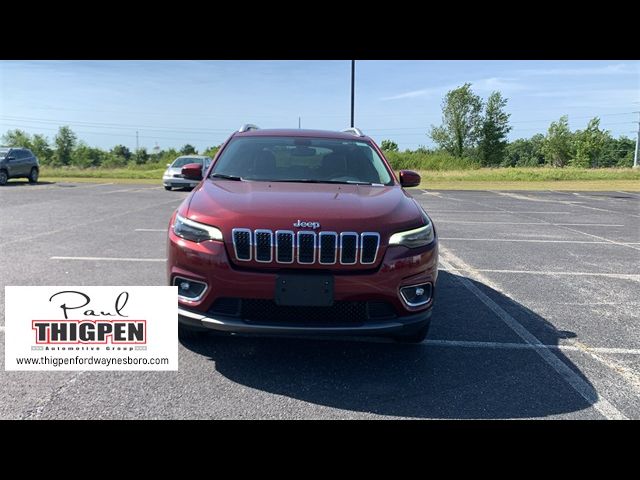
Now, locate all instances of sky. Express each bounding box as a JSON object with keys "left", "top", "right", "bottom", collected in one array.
[{"left": 1, "top": 60, "right": 638, "bottom": 152}]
